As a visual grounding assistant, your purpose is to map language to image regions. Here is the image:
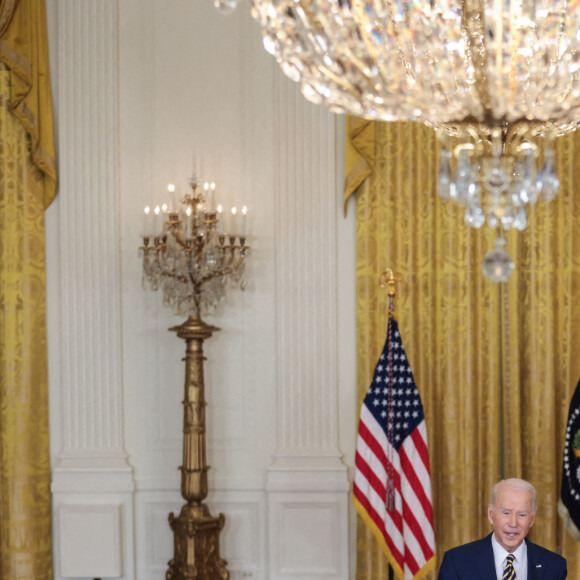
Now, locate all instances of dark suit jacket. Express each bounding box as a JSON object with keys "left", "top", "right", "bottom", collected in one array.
[{"left": 437, "top": 533, "right": 567, "bottom": 579}]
